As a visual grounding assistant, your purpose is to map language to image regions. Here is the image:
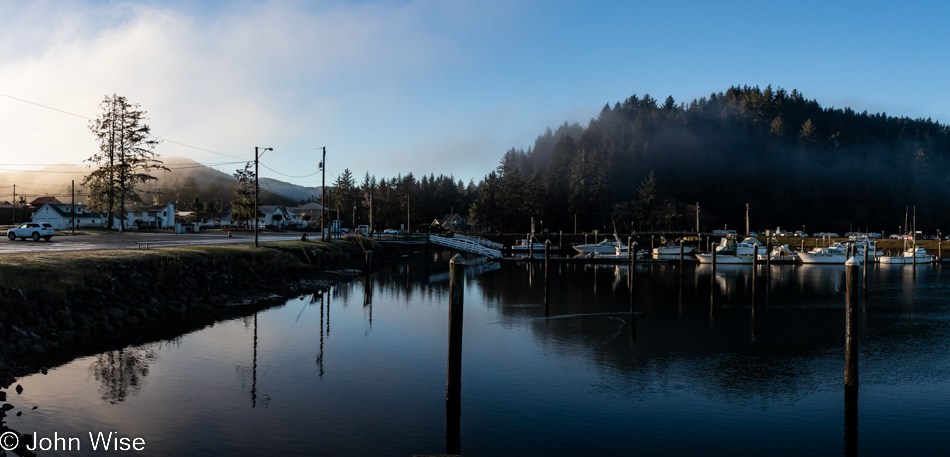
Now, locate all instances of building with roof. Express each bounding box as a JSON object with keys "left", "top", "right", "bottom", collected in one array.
[{"left": 31, "top": 203, "right": 106, "bottom": 229}]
